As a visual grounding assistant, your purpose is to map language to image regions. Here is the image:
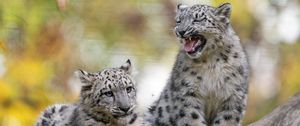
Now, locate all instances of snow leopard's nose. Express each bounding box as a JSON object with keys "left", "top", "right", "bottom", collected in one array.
[
  {"left": 178, "top": 30, "right": 186, "bottom": 37},
  {"left": 119, "top": 106, "right": 130, "bottom": 113}
]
